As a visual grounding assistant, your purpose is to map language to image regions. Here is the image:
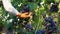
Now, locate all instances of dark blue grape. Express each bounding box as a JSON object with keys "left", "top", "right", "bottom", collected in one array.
[
  {"left": 36, "top": 30, "right": 42, "bottom": 34},
  {"left": 44, "top": 17, "right": 48, "bottom": 22},
  {"left": 48, "top": 16, "right": 53, "bottom": 21},
  {"left": 53, "top": 26, "right": 58, "bottom": 33}
]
